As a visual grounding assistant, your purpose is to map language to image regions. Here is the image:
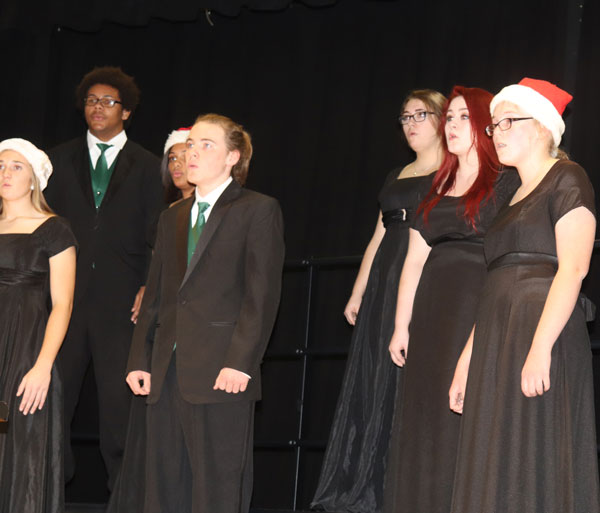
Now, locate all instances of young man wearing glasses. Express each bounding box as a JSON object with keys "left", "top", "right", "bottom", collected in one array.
[{"left": 45, "top": 66, "right": 164, "bottom": 491}]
